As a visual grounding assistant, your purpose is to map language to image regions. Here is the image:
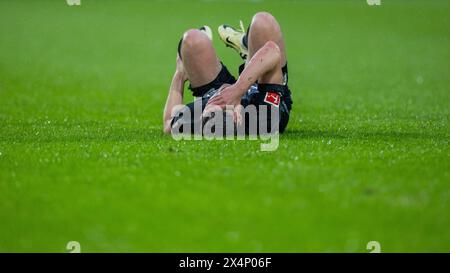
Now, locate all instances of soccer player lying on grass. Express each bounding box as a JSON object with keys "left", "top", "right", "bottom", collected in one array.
[{"left": 163, "top": 12, "right": 293, "bottom": 136}]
